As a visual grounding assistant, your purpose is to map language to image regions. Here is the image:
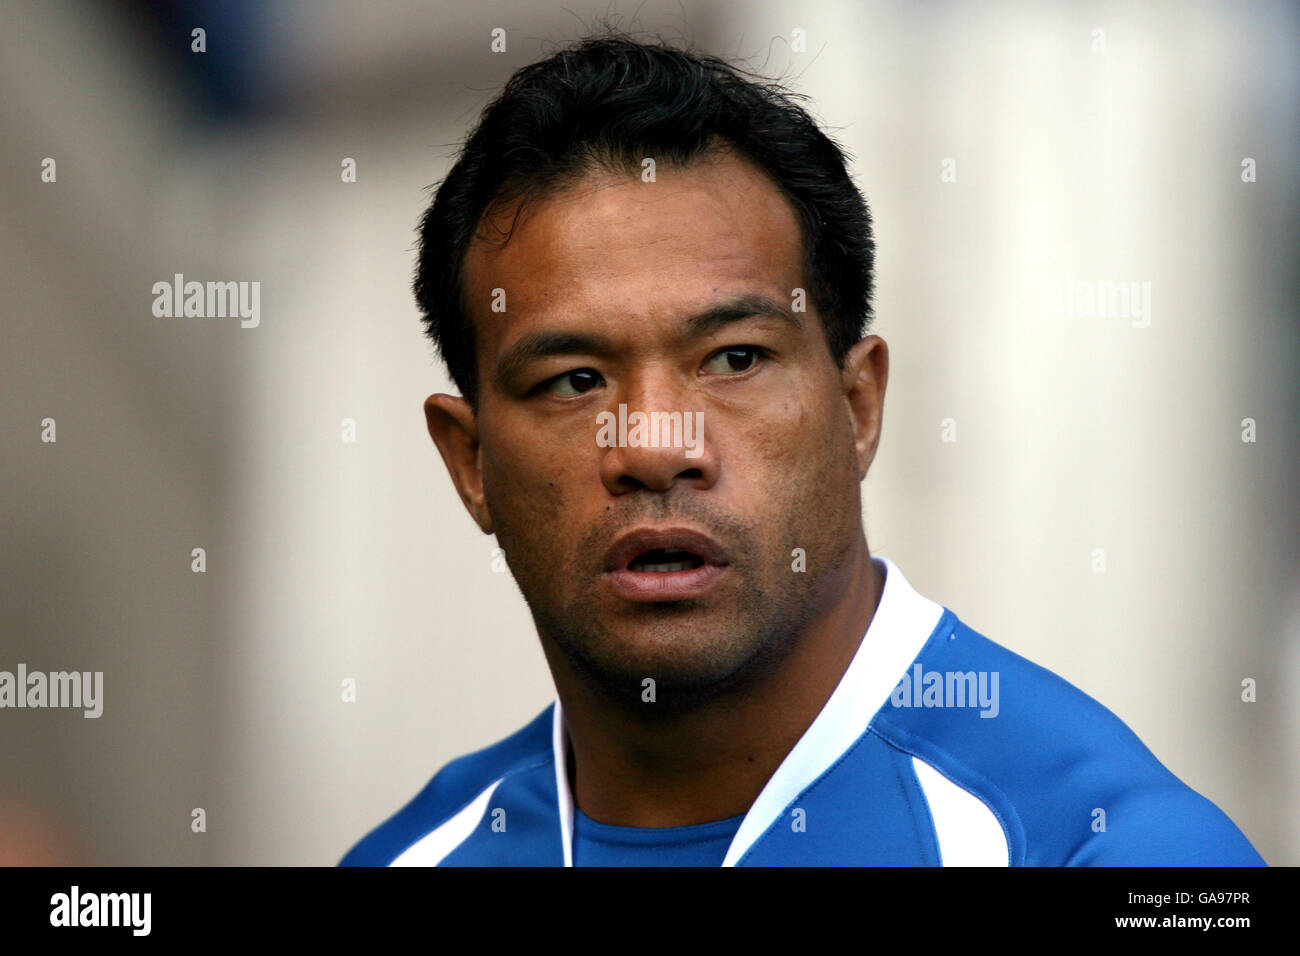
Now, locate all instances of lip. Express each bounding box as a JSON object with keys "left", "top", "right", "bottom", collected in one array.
[{"left": 602, "top": 526, "right": 730, "bottom": 602}]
